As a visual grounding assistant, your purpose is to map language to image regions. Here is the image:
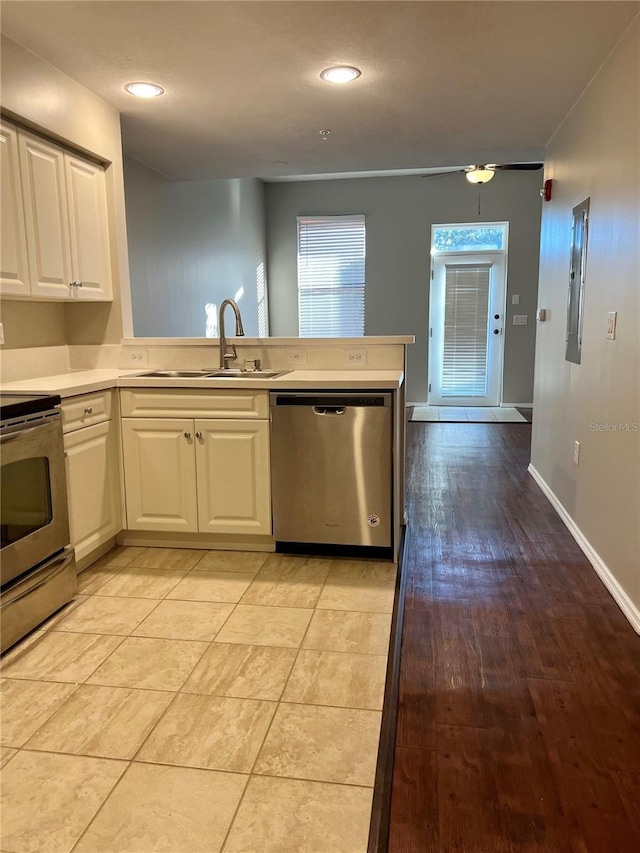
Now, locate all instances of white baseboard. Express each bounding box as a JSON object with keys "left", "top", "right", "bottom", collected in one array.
[{"left": 528, "top": 464, "right": 640, "bottom": 633}]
